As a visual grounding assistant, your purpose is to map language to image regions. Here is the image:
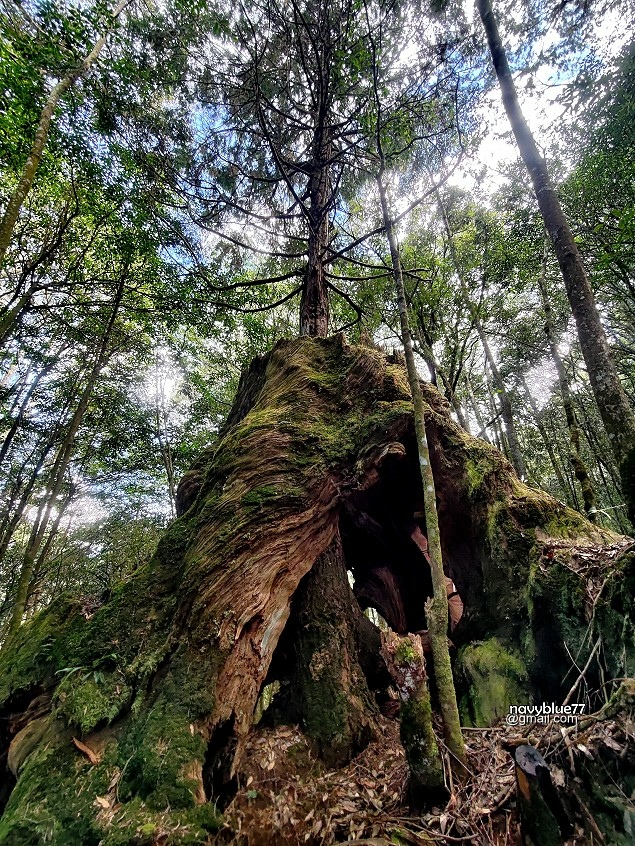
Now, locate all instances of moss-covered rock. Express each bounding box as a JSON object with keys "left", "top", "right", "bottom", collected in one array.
[{"left": 457, "top": 638, "right": 531, "bottom": 726}]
